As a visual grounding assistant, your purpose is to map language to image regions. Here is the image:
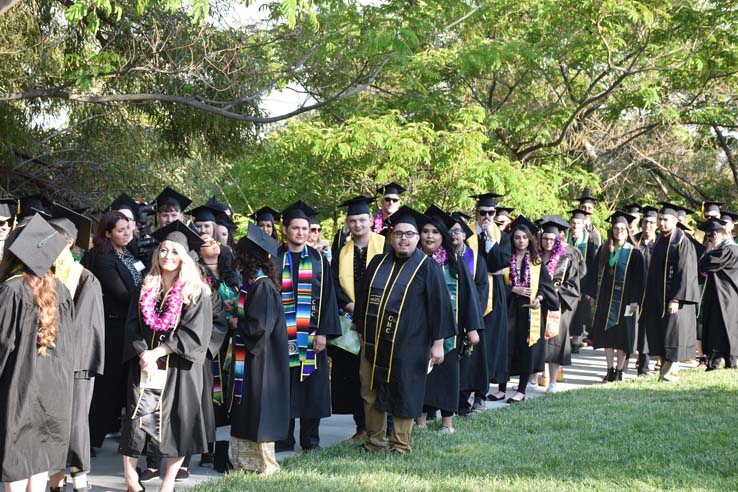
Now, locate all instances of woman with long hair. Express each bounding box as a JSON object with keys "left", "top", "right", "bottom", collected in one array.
[
  {"left": 85, "top": 210, "right": 143, "bottom": 449},
  {"left": 0, "top": 215, "right": 75, "bottom": 492},
  {"left": 118, "top": 221, "right": 211, "bottom": 492},
  {"left": 589, "top": 212, "right": 647, "bottom": 382},
  {"left": 504, "top": 216, "right": 559, "bottom": 403},
  {"left": 229, "top": 223, "right": 289, "bottom": 474},
  {"left": 414, "top": 206, "right": 482, "bottom": 433}
]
